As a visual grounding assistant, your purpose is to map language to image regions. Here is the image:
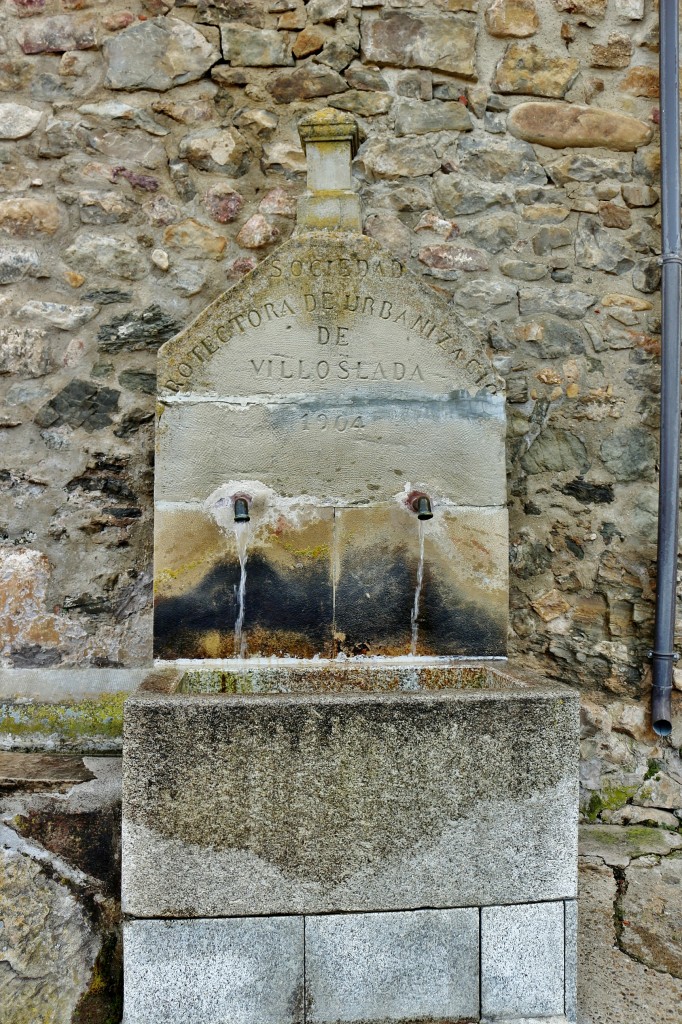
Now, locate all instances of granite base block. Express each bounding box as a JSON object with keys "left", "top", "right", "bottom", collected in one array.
[
  {"left": 481, "top": 902, "right": 565, "bottom": 1020},
  {"left": 564, "top": 900, "right": 578, "bottom": 1023},
  {"left": 305, "top": 908, "right": 480, "bottom": 1023},
  {"left": 123, "top": 917, "right": 304, "bottom": 1024}
]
